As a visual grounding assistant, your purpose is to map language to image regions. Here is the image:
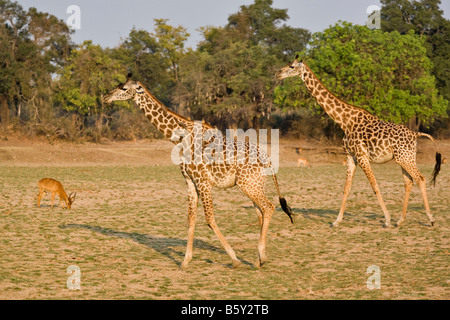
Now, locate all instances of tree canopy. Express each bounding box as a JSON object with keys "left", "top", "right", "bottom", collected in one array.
[
  {"left": 0, "top": 0, "right": 448, "bottom": 141},
  {"left": 0, "top": 0, "right": 72, "bottom": 126},
  {"left": 381, "top": 0, "right": 450, "bottom": 108},
  {"left": 177, "top": 0, "right": 310, "bottom": 129},
  {"left": 274, "top": 22, "right": 447, "bottom": 130}
]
